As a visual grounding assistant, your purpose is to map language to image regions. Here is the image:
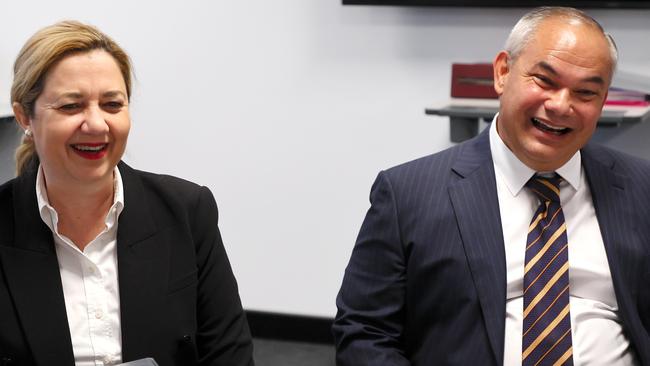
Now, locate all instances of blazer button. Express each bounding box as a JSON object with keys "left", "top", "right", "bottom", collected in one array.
[{"left": 183, "top": 334, "right": 192, "bottom": 343}]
